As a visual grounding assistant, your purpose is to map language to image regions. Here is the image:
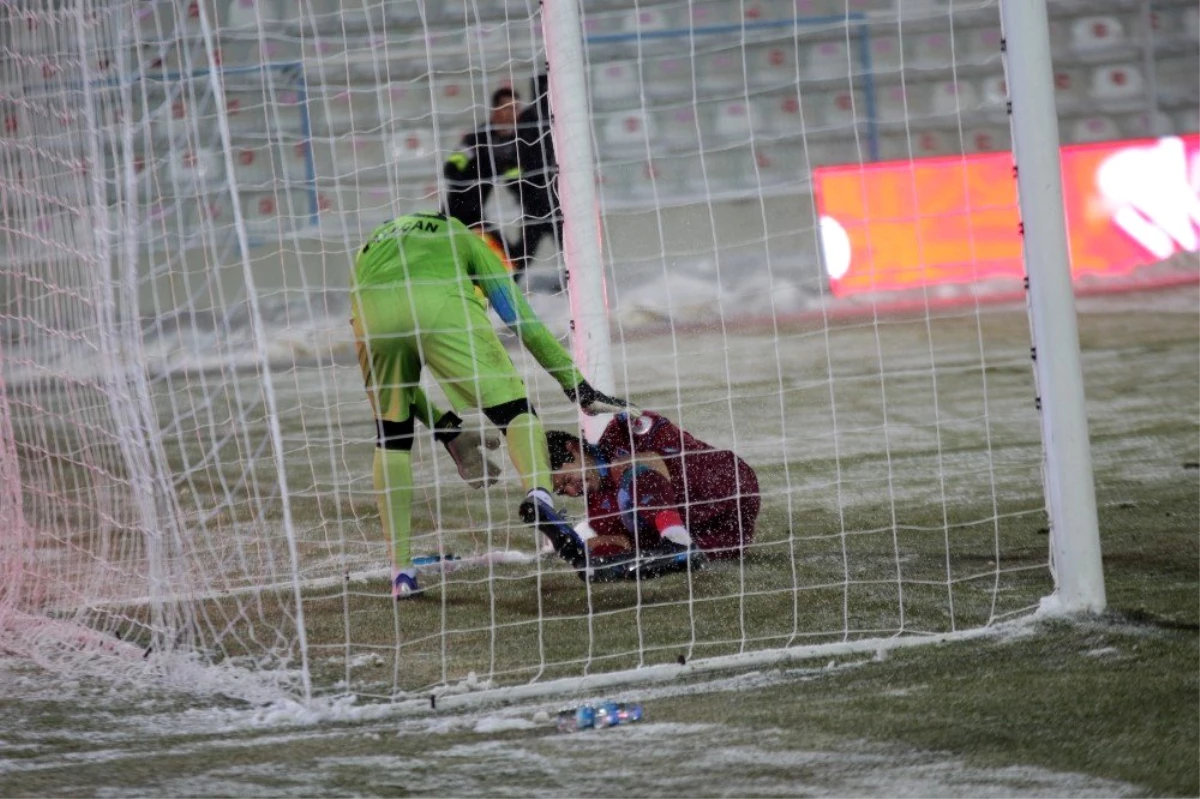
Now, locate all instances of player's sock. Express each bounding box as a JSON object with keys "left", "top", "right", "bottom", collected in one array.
[
  {"left": 504, "top": 411, "right": 552, "bottom": 494},
  {"left": 374, "top": 447, "right": 414, "bottom": 573}
]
